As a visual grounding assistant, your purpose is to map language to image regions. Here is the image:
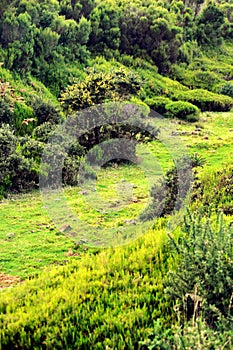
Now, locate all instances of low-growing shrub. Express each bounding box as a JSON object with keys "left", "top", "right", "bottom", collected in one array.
[
  {"left": 165, "top": 101, "right": 200, "bottom": 121},
  {"left": 171, "top": 68, "right": 222, "bottom": 90},
  {"left": 173, "top": 89, "right": 233, "bottom": 111},
  {"left": 144, "top": 96, "right": 171, "bottom": 115},
  {"left": 0, "top": 126, "right": 39, "bottom": 197}
]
